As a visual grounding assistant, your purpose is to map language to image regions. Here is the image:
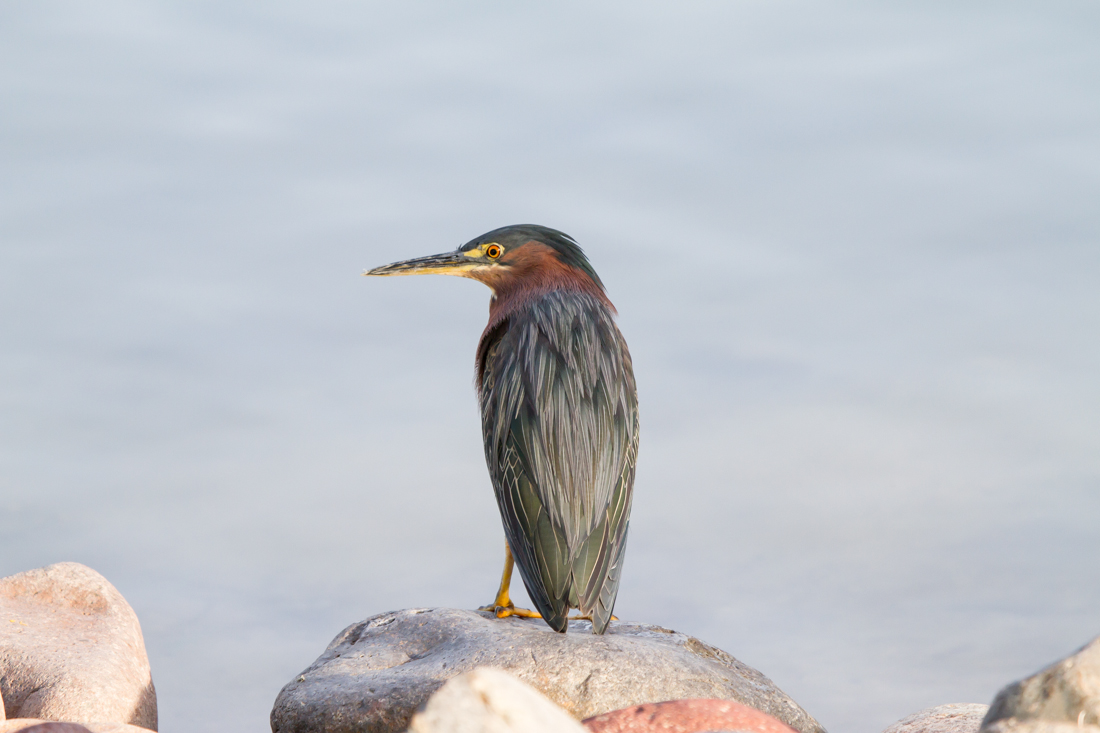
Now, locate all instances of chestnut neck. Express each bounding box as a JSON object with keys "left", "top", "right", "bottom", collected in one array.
[{"left": 477, "top": 243, "right": 614, "bottom": 331}]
